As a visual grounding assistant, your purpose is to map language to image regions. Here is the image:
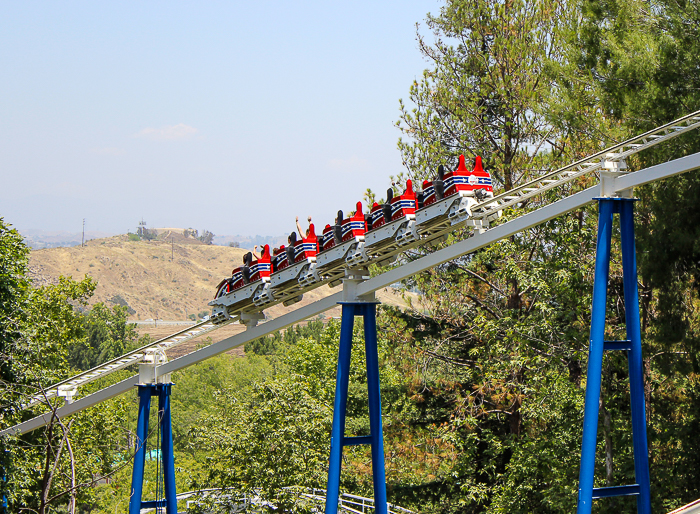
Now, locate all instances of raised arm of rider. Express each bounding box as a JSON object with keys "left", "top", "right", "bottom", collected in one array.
[{"left": 296, "top": 216, "right": 304, "bottom": 240}]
